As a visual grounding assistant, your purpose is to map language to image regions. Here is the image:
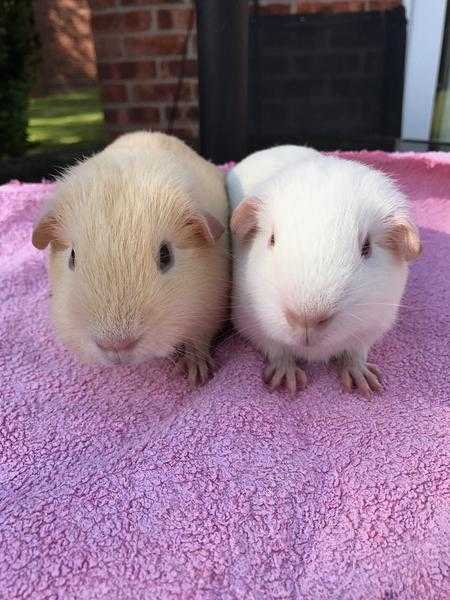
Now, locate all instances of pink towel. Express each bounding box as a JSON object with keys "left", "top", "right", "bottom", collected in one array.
[{"left": 0, "top": 152, "right": 449, "bottom": 599}]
